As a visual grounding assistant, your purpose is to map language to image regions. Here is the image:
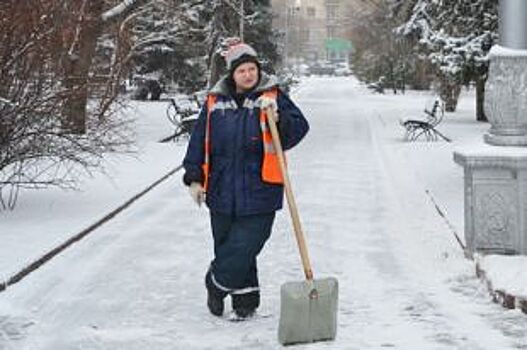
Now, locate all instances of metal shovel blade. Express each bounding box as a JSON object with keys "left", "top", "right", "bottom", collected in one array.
[{"left": 278, "top": 277, "right": 338, "bottom": 345}]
